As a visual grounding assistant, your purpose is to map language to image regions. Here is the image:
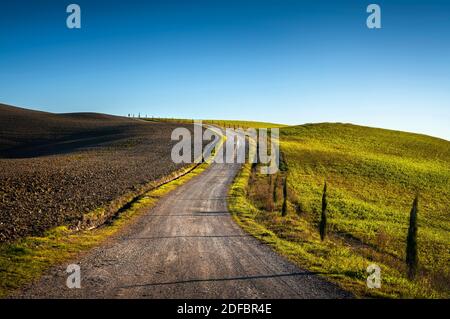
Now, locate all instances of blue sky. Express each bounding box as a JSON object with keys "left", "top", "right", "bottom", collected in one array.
[{"left": 0, "top": 0, "right": 449, "bottom": 139}]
